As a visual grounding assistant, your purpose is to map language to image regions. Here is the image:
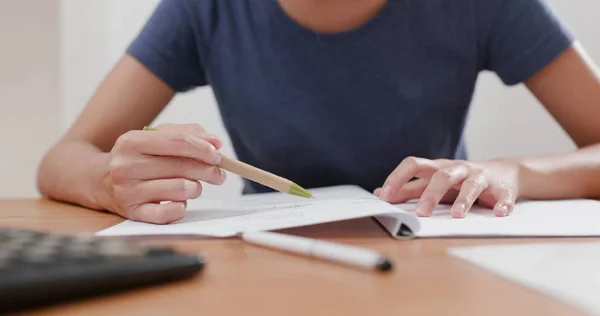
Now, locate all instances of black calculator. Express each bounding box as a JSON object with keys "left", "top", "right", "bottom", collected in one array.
[{"left": 0, "top": 227, "right": 205, "bottom": 313}]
